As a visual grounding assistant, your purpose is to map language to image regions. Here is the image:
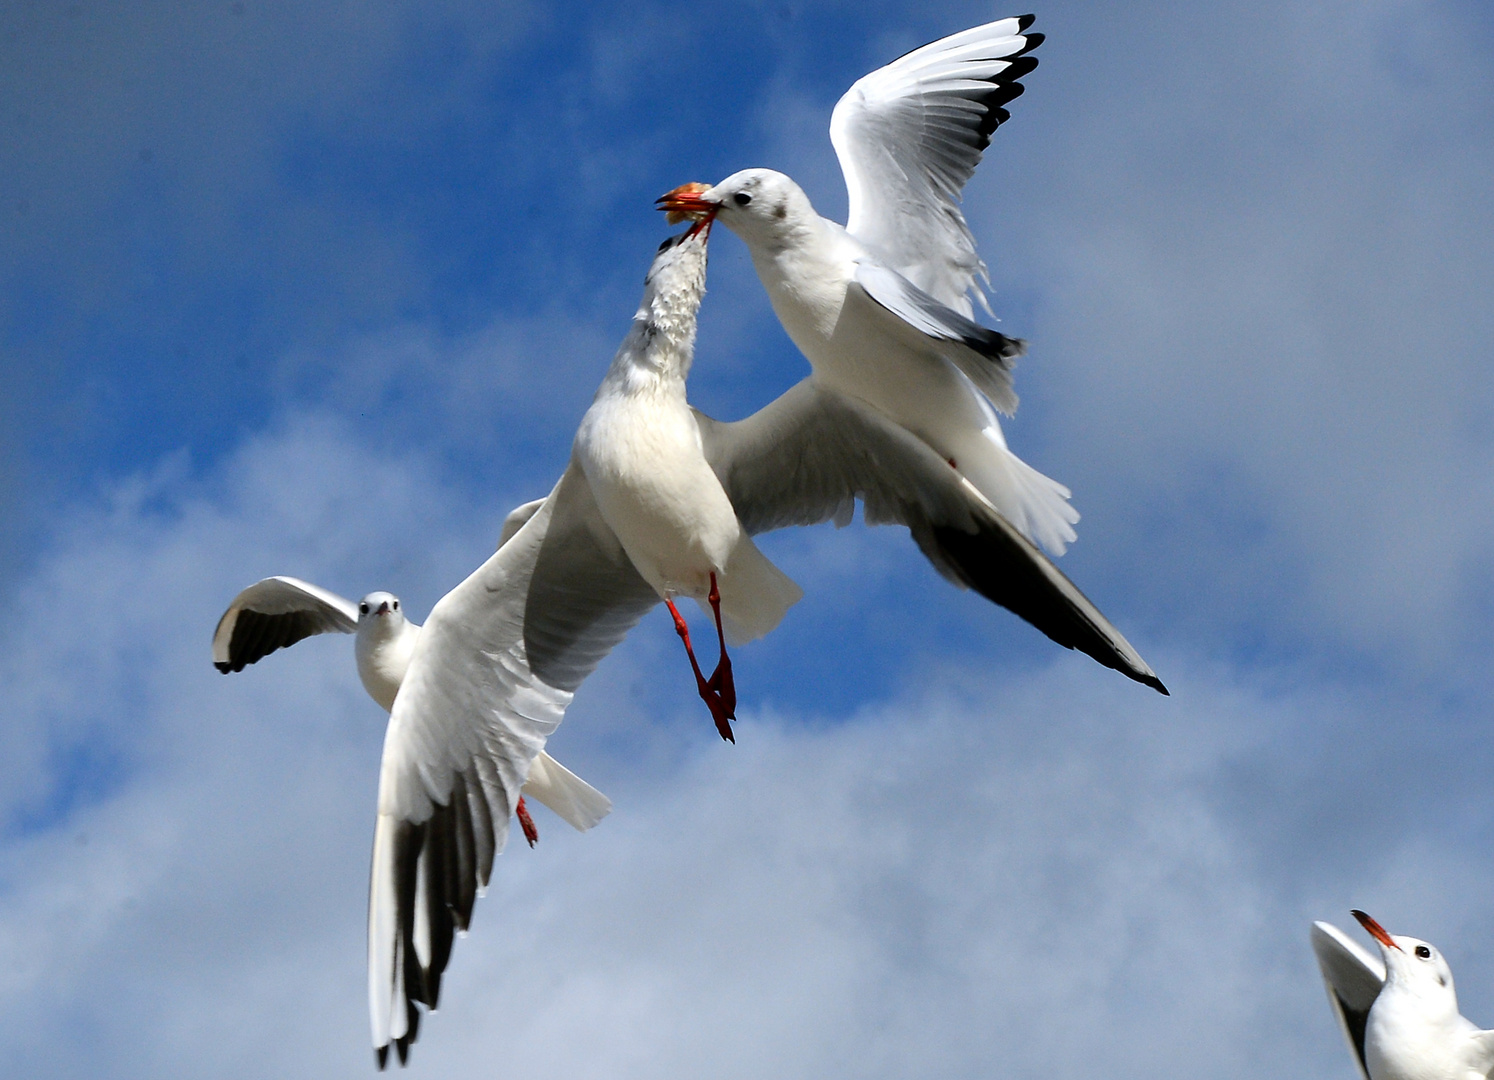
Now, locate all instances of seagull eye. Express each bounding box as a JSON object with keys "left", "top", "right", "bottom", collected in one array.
[
  {"left": 1416, "top": 945, "right": 1432, "bottom": 959},
  {"left": 733, "top": 191, "right": 752, "bottom": 206},
  {"left": 392, "top": 600, "right": 399, "bottom": 610},
  {"left": 359, "top": 602, "right": 369, "bottom": 615}
]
